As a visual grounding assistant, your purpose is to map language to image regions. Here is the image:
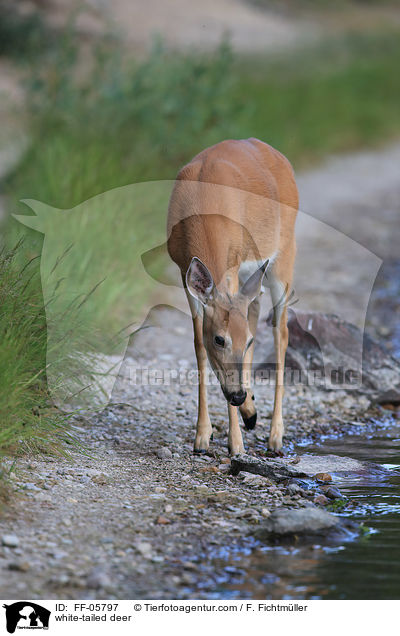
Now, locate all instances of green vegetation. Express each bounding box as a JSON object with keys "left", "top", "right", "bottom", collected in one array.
[
  {"left": 233, "top": 30, "right": 400, "bottom": 165},
  {"left": 326, "top": 498, "right": 347, "bottom": 513},
  {"left": 0, "top": 241, "right": 76, "bottom": 498},
  {"left": 247, "top": 0, "right": 400, "bottom": 14}
]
